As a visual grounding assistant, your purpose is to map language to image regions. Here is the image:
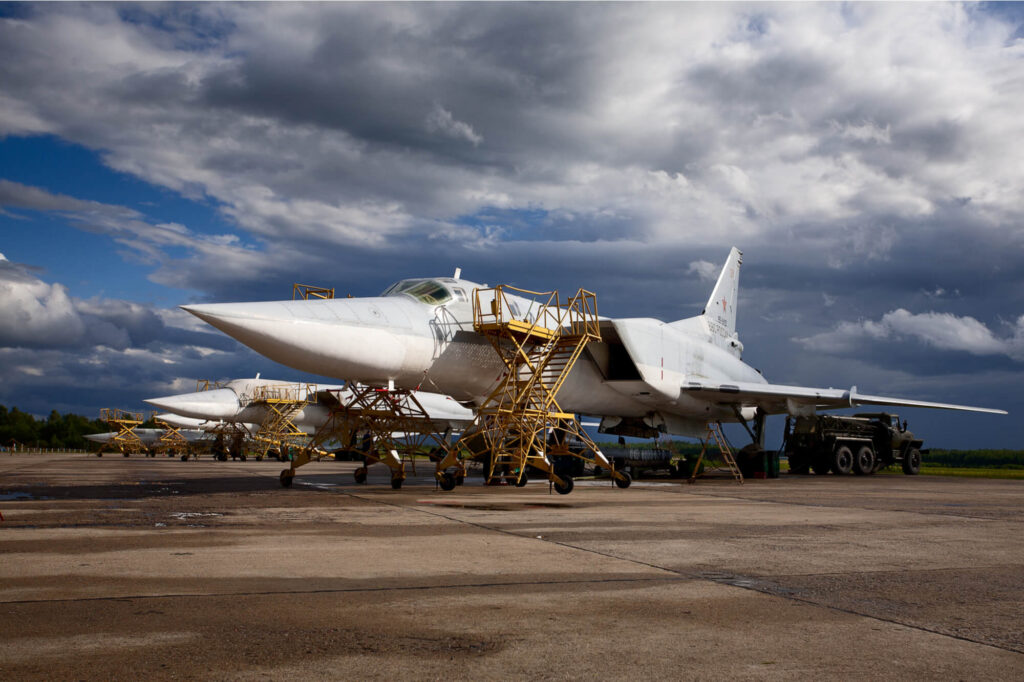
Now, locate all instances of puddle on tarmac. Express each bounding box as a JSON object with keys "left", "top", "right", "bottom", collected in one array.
[{"left": 0, "top": 491, "right": 53, "bottom": 501}]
